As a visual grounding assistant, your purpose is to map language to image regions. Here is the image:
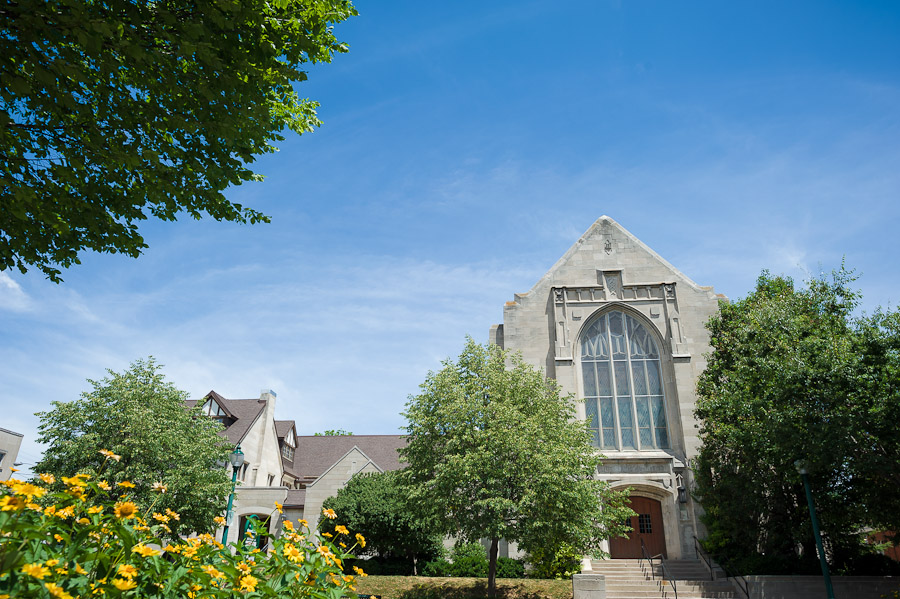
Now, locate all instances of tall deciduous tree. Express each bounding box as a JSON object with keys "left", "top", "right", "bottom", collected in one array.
[
  {"left": 401, "top": 338, "right": 632, "bottom": 597},
  {"left": 321, "top": 471, "right": 443, "bottom": 574},
  {"left": 35, "top": 358, "right": 231, "bottom": 536},
  {"left": 1, "top": 0, "right": 357, "bottom": 282},
  {"left": 694, "top": 269, "right": 900, "bottom": 574}
]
